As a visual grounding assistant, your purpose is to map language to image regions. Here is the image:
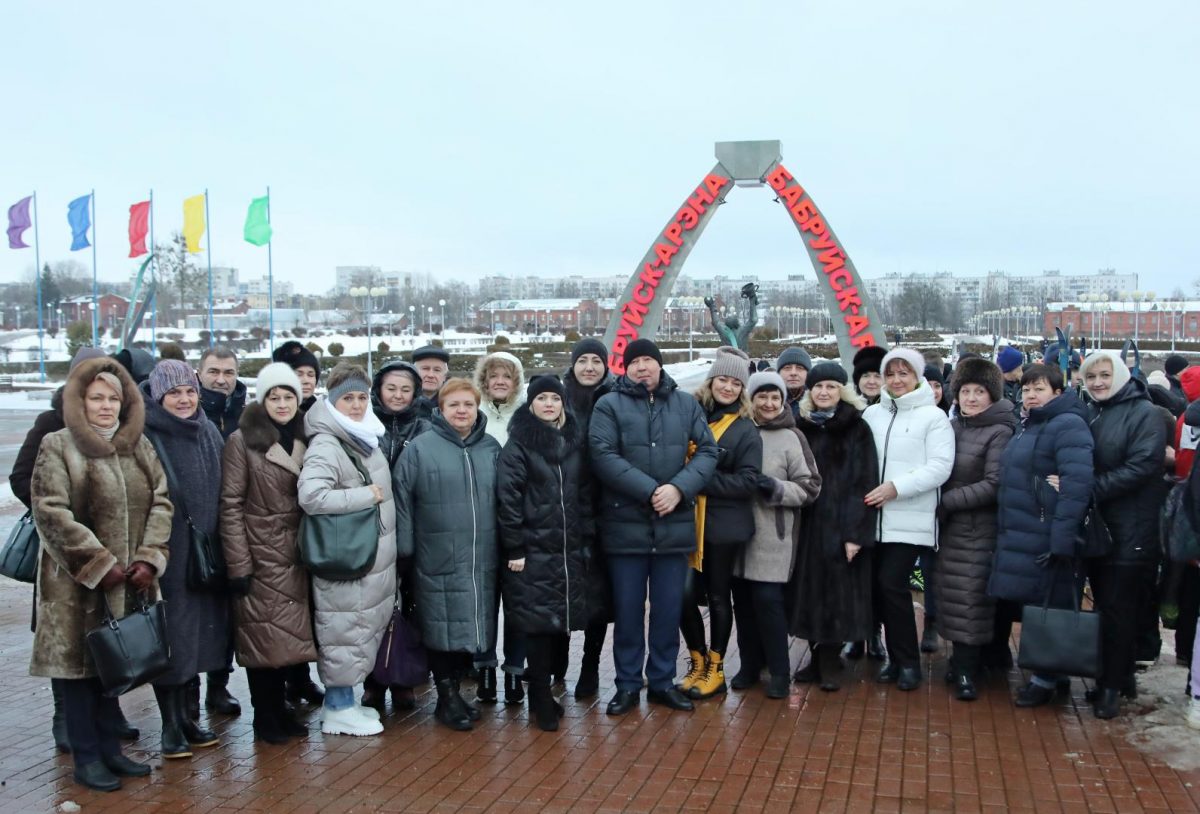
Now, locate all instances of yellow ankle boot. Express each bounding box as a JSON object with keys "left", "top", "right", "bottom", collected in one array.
[
  {"left": 678, "top": 650, "right": 706, "bottom": 694},
  {"left": 692, "top": 651, "right": 727, "bottom": 699}
]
